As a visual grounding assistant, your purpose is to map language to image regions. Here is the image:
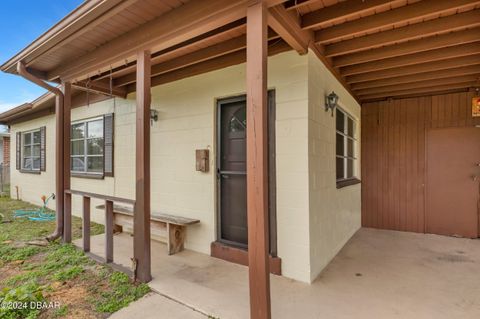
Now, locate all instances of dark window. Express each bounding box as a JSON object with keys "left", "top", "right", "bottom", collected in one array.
[{"left": 336, "top": 108, "right": 357, "bottom": 182}]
